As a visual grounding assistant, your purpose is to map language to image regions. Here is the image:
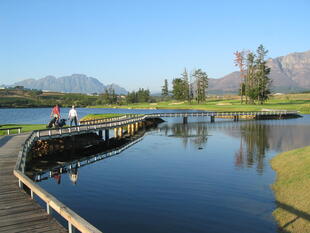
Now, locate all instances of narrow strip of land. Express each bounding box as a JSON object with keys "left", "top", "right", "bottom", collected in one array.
[{"left": 0, "top": 134, "right": 67, "bottom": 233}]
